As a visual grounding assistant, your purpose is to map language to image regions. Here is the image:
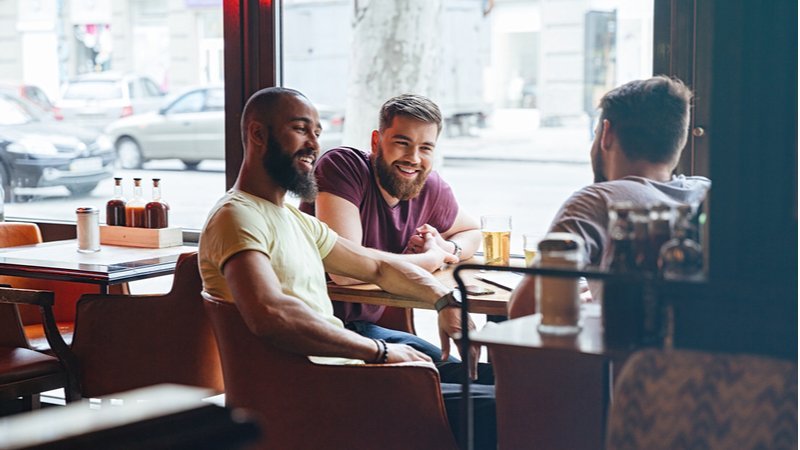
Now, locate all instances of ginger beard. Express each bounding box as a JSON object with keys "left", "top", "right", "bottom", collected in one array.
[
  {"left": 372, "top": 143, "right": 431, "bottom": 200},
  {"left": 262, "top": 134, "right": 318, "bottom": 201}
]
